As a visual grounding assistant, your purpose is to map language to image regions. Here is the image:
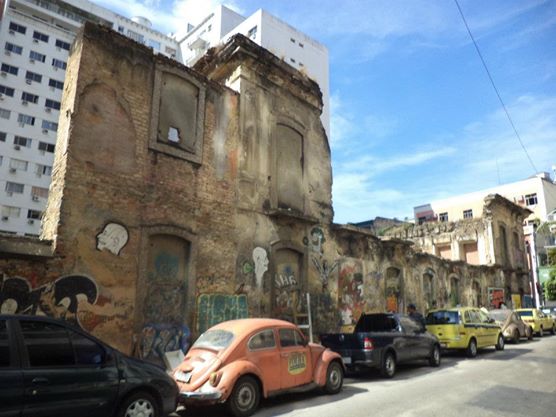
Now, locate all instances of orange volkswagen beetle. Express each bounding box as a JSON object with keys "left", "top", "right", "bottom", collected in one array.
[{"left": 174, "top": 318, "right": 344, "bottom": 417}]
